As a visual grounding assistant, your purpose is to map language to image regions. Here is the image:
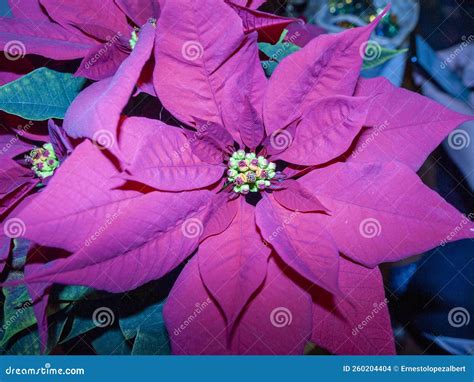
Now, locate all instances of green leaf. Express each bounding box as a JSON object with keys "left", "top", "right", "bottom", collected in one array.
[
  {"left": 261, "top": 61, "right": 279, "bottom": 77},
  {"left": 0, "top": 68, "right": 86, "bottom": 120},
  {"left": 0, "top": 240, "right": 72, "bottom": 349},
  {"left": 56, "top": 285, "right": 93, "bottom": 302},
  {"left": 0, "top": 241, "right": 36, "bottom": 348},
  {"left": 362, "top": 48, "right": 408, "bottom": 70},
  {"left": 259, "top": 29, "right": 301, "bottom": 77},
  {"left": 92, "top": 328, "right": 131, "bottom": 355},
  {"left": 120, "top": 301, "right": 170, "bottom": 355},
  {"left": 0, "top": 284, "right": 36, "bottom": 348},
  {"left": 60, "top": 315, "right": 97, "bottom": 344},
  {"left": 2, "top": 328, "right": 41, "bottom": 355}
]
